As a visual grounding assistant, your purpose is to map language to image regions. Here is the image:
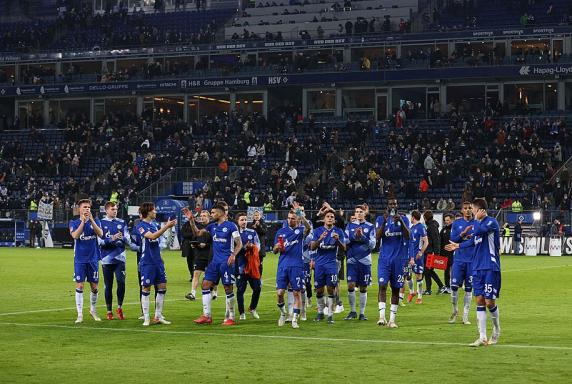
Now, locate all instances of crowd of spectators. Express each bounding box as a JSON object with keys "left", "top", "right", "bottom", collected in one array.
[
  {"left": 1, "top": 108, "right": 570, "bottom": 222},
  {"left": 0, "top": 2, "right": 221, "bottom": 53},
  {"left": 230, "top": 14, "right": 410, "bottom": 42},
  {"left": 429, "top": 0, "right": 569, "bottom": 32}
]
